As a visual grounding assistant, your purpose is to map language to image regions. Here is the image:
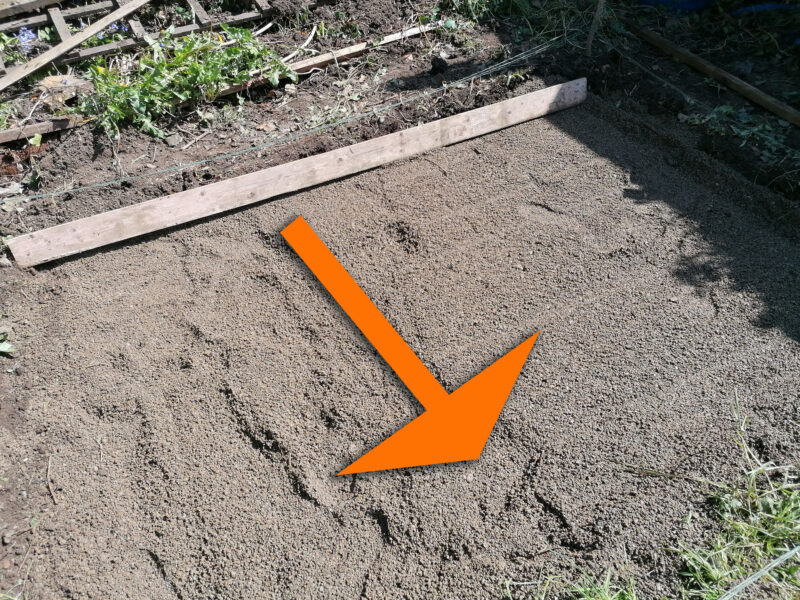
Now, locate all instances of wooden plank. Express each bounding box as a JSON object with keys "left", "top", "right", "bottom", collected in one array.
[
  {"left": 0, "top": 116, "right": 84, "bottom": 144},
  {"left": 47, "top": 7, "right": 72, "bottom": 43},
  {"left": 7, "top": 79, "right": 587, "bottom": 267},
  {"left": 59, "top": 10, "right": 262, "bottom": 63},
  {"left": 0, "top": 0, "right": 59, "bottom": 19},
  {"left": 630, "top": 24, "right": 800, "bottom": 128},
  {"left": 252, "top": 0, "right": 270, "bottom": 12},
  {"left": 219, "top": 42, "right": 367, "bottom": 95},
  {"left": 185, "top": 0, "right": 211, "bottom": 26},
  {"left": 0, "top": 1, "right": 114, "bottom": 34},
  {"left": 128, "top": 19, "right": 146, "bottom": 39},
  {"left": 0, "top": 0, "right": 151, "bottom": 93},
  {"left": 291, "top": 23, "right": 439, "bottom": 73},
  {"left": 376, "top": 23, "right": 436, "bottom": 45}
]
